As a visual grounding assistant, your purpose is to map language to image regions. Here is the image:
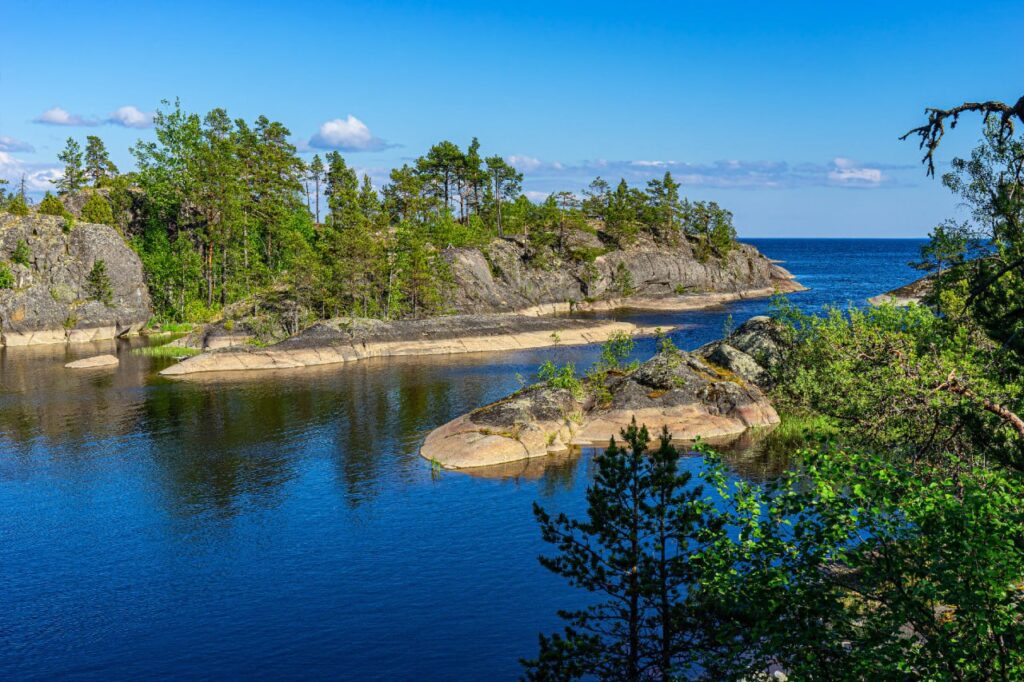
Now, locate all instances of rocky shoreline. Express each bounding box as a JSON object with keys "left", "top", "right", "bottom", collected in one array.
[
  {"left": 867, "top": 273, "right": 934, "bottom": 306},
  {"left": 158, "top": 275, "right": 805, "bottom": 376},
  {"left": 159, "top": 314, "right": 668, "bottom": 376},
  {"left": 421, "top": 316, "right": 789, "bottom": 470}
]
